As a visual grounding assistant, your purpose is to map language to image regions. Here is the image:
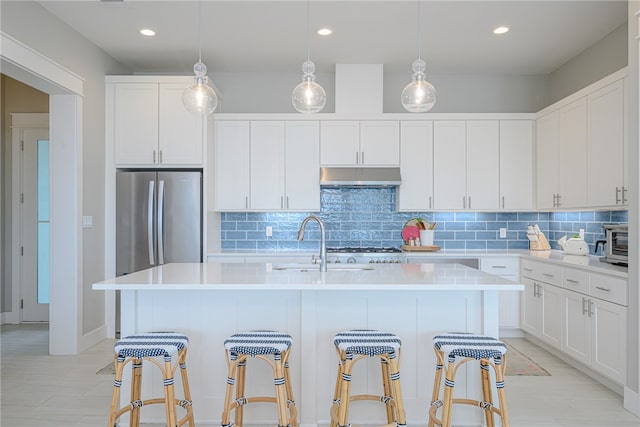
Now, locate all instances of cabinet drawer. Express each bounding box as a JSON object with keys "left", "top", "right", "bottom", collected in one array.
[
  {"left": 590, "top": 273, "right": 627, "bottom": 306},
  {"left": 562, "top": 267, "right": 589, "bottom": 295},
  {"left": 520, "top": 259, "right": 561, "bottom": 285},
  {"left": 481, "top": 257, "right": 519, "bottom": 276}
]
